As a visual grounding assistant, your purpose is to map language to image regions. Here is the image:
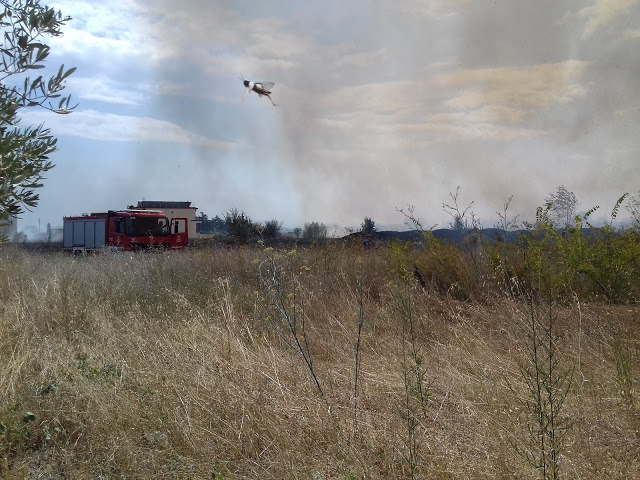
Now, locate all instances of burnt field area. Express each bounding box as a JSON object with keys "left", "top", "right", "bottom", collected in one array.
[{"left": 0, "top": 231, "right": 639, "bottom": 479}]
